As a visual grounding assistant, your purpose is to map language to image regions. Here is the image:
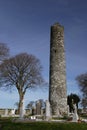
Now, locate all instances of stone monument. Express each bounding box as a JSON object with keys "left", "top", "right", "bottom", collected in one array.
[
  {"left": 49, "top": 23, "right": 67, "bottom": 116},
  {"left": 72, "top": 104, "right": 79, "bottom": 122},
  {"left": 4, "top": 109, "right": 8, "bottom": 116},
  {"left": 36, "top": 100, "right": 41, "bottom": 115},
  {"left": 45, "top": 100, "right": 51, "bottom": 120}
]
